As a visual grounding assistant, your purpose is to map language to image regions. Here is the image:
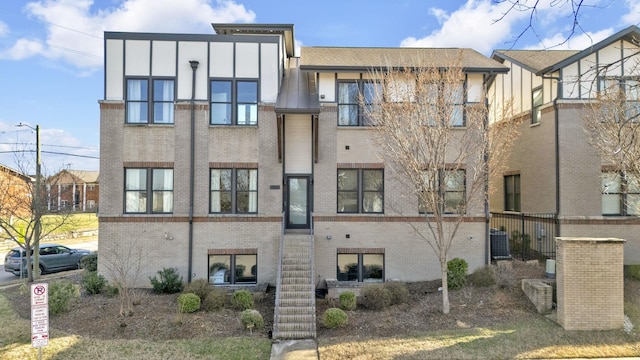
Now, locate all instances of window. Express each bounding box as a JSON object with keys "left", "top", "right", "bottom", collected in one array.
[
  {"left": 337, "top": 169, "right": 383, "bottom": 213},
  {"left": 504, "top": 174, "right": 521, "bottom": 212},
  {"left": 532, "top": 87, "right": 542, "bottom": 124},
  {"left": 602, "top": 171, "right": 640, "bottom": 215},
  {"left": 210, "top": 168, "right": 257, "bottom": 213},
  {"left": 599, "top": 77, "right": 640, "bottom": 122},
  {"left": 126, "top": 78, "right": 175, "bottom": 124},
  {"left": 419, "top": 169, "right": 466, "bottom": 214},
  {"left": 209, "top": 254, "right": 257, "bottom": 284},
  {"left": 87, "top": 184, "right": 96, "bottom": 191},
  {"left": 88, "top": 200, "right": 95, "bottom": 209},
  {"left": 125, "top": 168, "right": 173, "bottom": 213},
  {"left": 337, "top": 80, "right": 382, "bottom": 126},
  {"left": 210, "top": 80, "right": 258, "bottom": 125},
  {"left": 337, "top": 253, "right": 384, "bottom": 282}
]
